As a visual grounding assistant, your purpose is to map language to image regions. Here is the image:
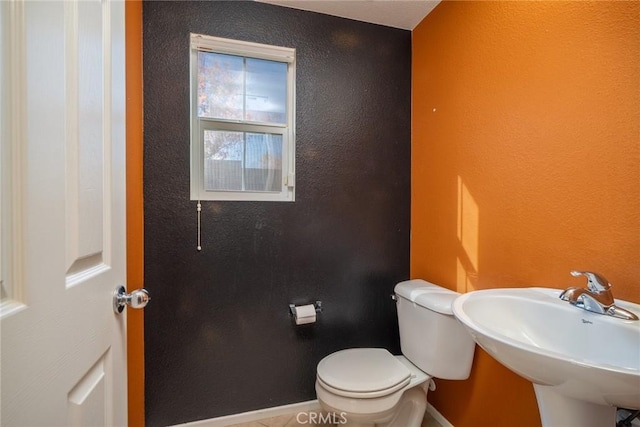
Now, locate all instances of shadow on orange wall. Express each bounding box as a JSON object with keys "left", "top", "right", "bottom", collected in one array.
[{"left": 411, "top": 1, "right": 639, "bottom": 426}]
